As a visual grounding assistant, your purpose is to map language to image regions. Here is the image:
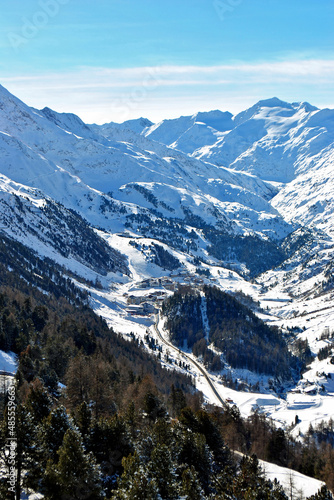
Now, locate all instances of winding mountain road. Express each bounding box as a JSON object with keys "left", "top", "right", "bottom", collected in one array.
[{"left": 153, "top": 313, "right": 226, "bottom": 407}]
